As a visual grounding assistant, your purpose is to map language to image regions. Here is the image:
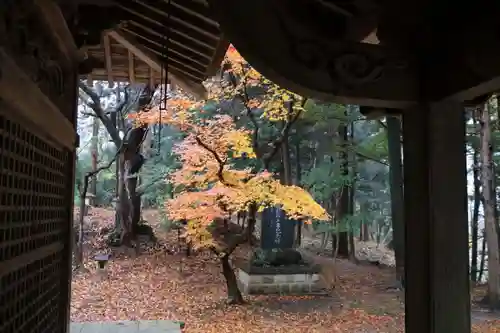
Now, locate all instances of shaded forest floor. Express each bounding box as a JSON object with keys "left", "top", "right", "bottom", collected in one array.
[{"left": 71, "top": 208, "right": 500, "bottom": 332}]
